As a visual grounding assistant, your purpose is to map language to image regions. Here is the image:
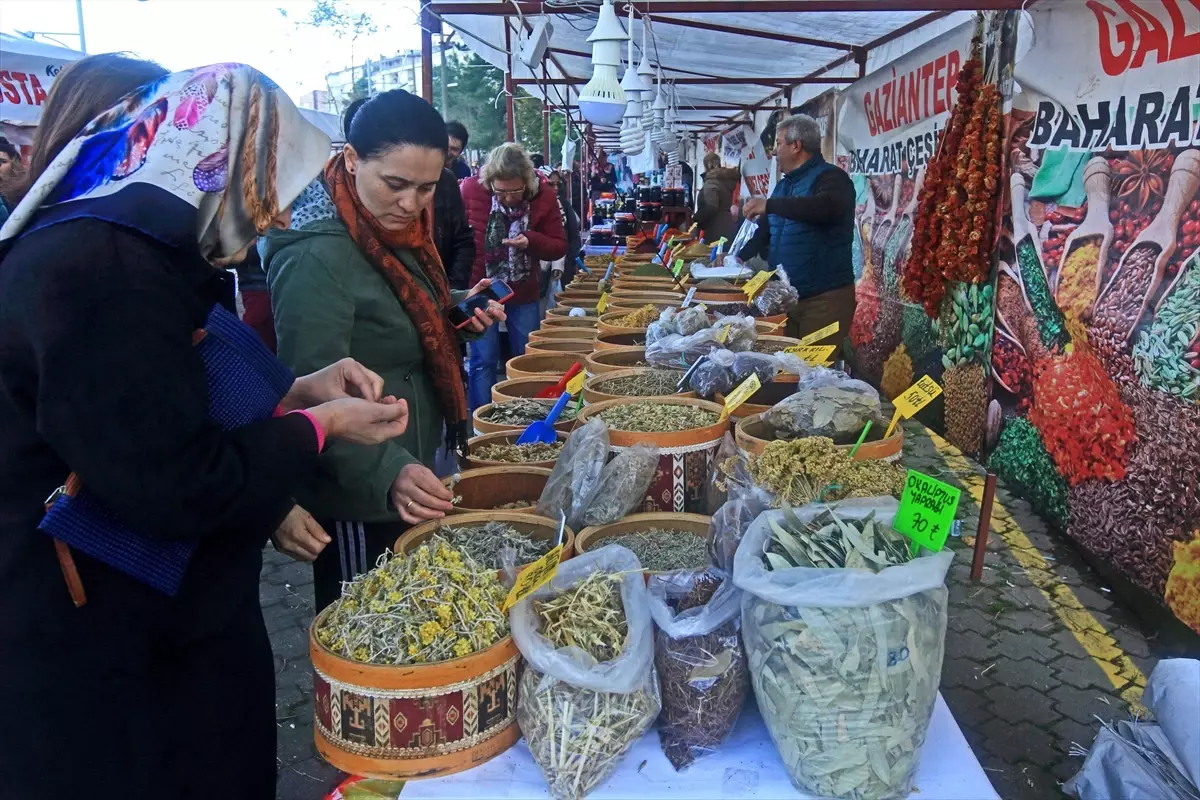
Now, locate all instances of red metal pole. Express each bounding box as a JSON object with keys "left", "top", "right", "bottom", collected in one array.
[
  {"left": 419, "top": 6, "right": 435, "bottom": 103},
  {"left": 505, "top": 22, "right": 515, "bottom": 142},
  {"left": 970, "top": 473, "right": 998, "bottom": 582}
]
